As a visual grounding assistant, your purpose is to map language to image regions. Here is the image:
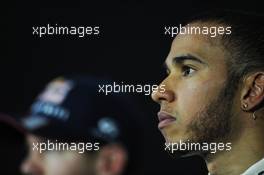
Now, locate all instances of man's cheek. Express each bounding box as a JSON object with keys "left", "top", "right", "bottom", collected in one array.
[
  {"left": 198, "top": 77, "right": 226, "bottom": 97},
  {"left": 178, "top": 91, "right": 201, "bottom": 113},
  {"left": 180, "top": 82, "right": 212, "bottom": 104}
]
